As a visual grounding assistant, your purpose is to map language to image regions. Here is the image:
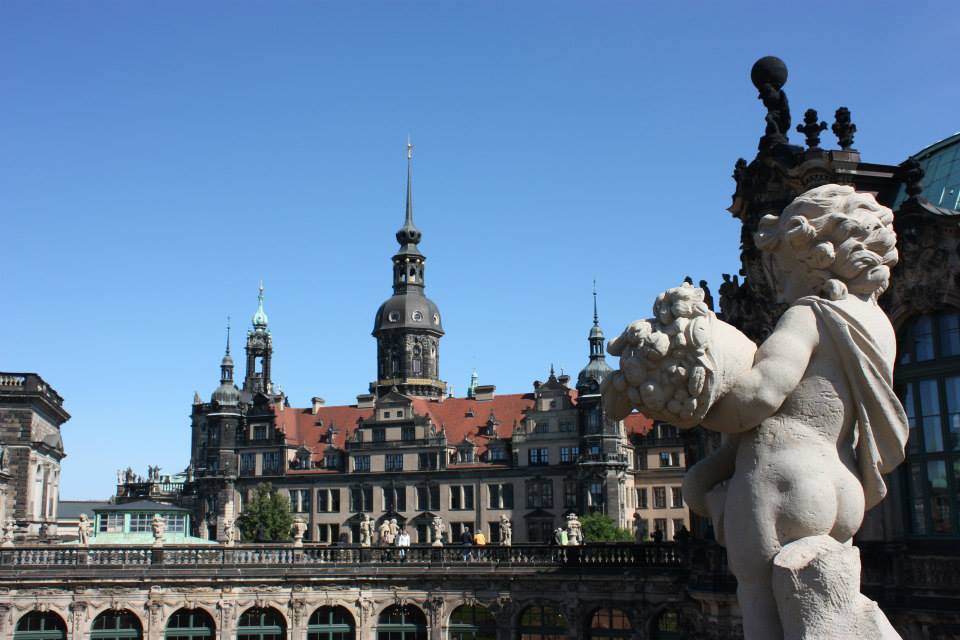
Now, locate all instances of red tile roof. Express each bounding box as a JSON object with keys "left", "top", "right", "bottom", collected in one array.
[{"left": 274, "top": 391, "right": 653, "bottom": 463}]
